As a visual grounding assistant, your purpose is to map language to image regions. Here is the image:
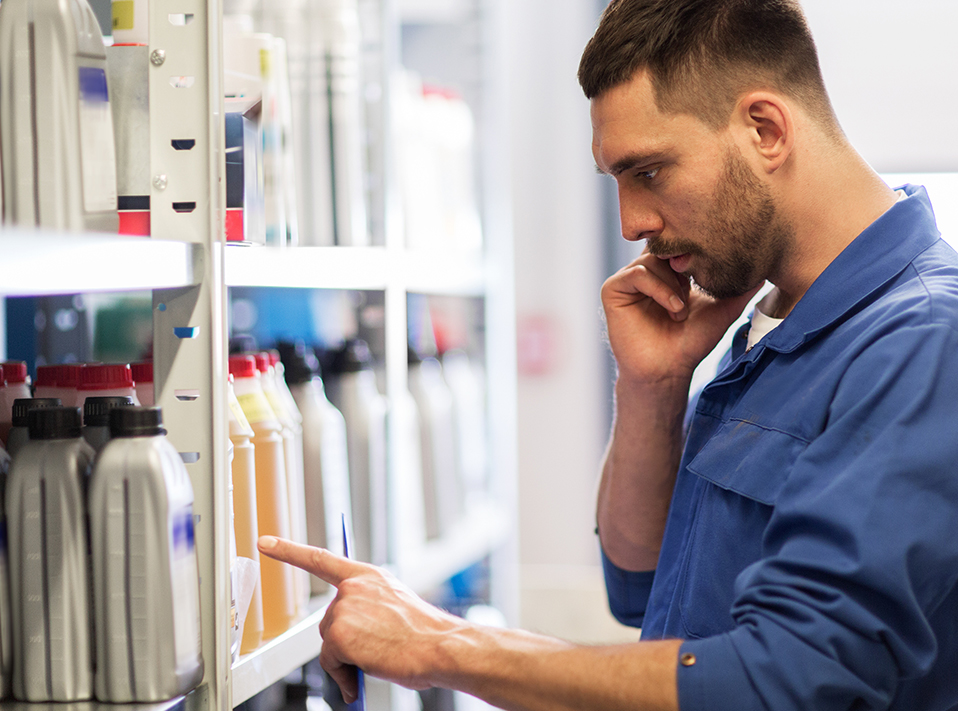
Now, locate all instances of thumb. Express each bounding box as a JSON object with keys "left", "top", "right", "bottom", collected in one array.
[{"left": 258, "top": 536, "right": 365, "bottom": 588}]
